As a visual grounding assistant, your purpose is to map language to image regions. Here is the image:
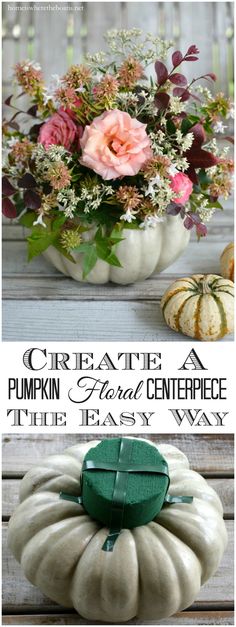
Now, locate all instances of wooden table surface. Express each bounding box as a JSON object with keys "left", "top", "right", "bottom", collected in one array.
[
  {"left": 2, "top": 202, "right": 234, "bottom": 341},
  {"left": 2, "top": 433, "right": 234, "bottom": 625}
]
